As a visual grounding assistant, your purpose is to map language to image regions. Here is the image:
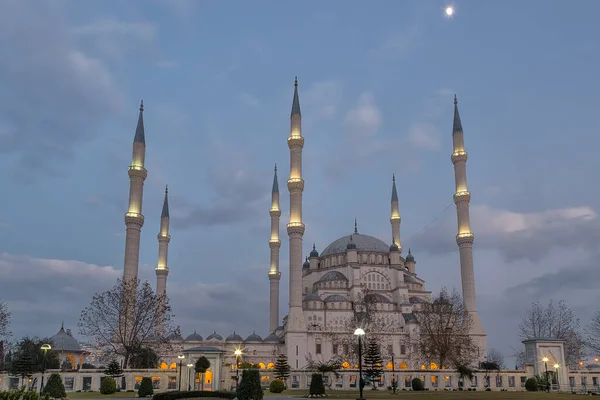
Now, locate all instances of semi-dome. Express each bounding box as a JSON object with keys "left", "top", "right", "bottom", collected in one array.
[
  {"left": 365, "top": 293, "right": 392, "bottom": 303},
  {"left": 245, "top": 332, "right": 263, "bottom": 342},
  {"left": 226, "top": 331, "right": 243, "bottom": 342},
  {"left": 303, "top": 292, "right": 322, "bottom": 301},
  {"left": 324, "top": 294, "right": 348, "bottom": 302},
  {"left": 206, "top": 331, "right": 223, "bottom": 341},
  {"left": 263, "top": 333, "right": 282, "bottom": 343},
  {"left": 322, "top": 233, "right": 390, "bottom": 256},
  {"left": 50, "top": 325, "right": 81, "bottom": 352},
  {"left": 317, "top": 271, "right": 348, "bottom": 283},
  {"left": 409, "top": 296, "right": 426, "bottom": 304},
  {"left": 185, "top": 331, "right": 203, "bottom": 341},
  {"left": 404, "top": 274, "right": 418, "bottom": 284}
]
